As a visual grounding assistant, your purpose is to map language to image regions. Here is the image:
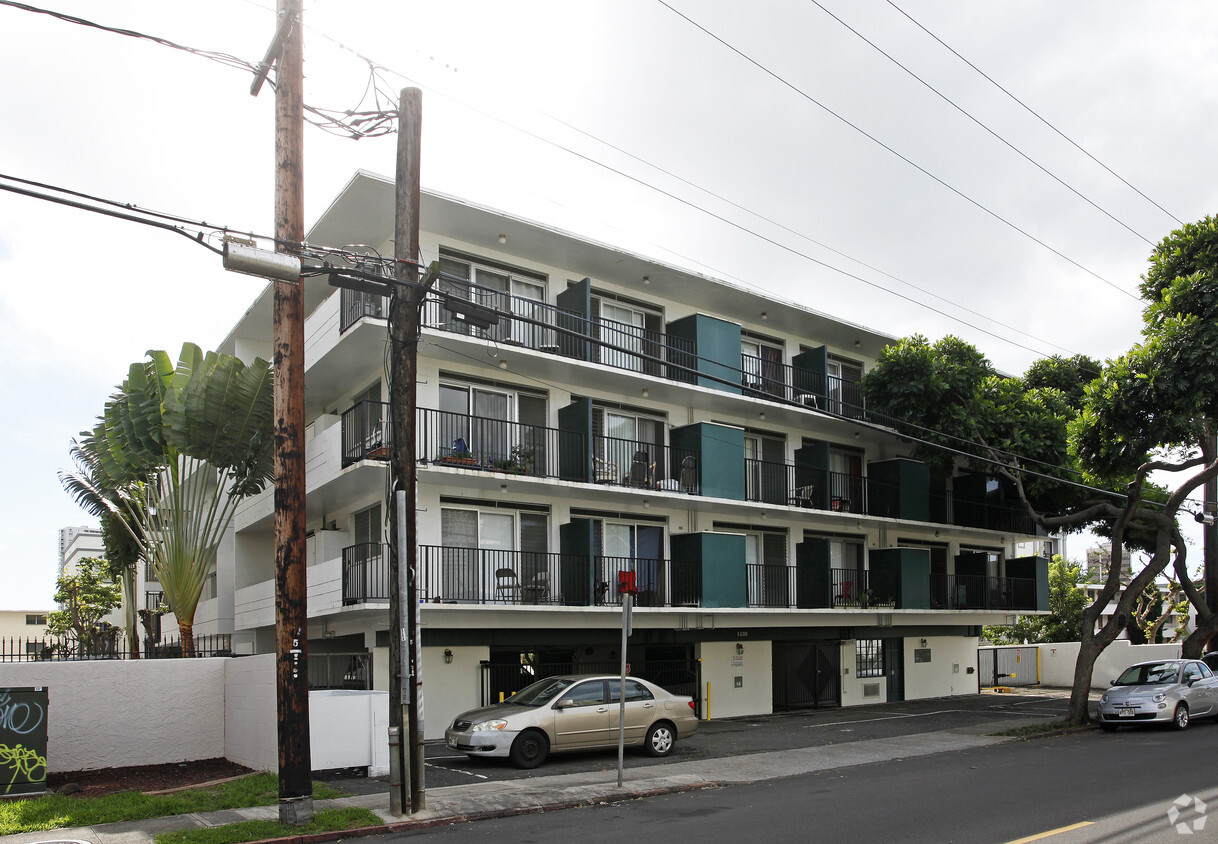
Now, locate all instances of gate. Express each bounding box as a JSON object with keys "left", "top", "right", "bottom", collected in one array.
[
  {"left": 772, "top": 641, "right": 840, "bottom": 709},
  {"left": 978, "top": 646, "right": 1039, "bottom": 687}
]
